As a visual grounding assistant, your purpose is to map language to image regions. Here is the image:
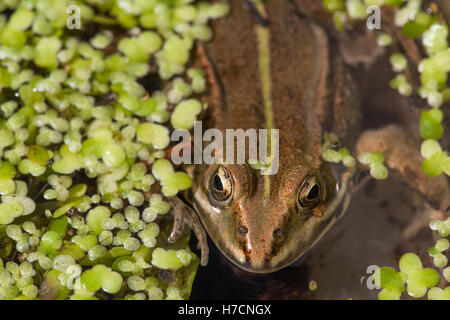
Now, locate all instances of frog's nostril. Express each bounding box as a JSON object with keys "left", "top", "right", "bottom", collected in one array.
[
  {"left": 273, "top": 228, "right": 284, "bottom": 240},
  {"left": 237, "top": 226, "right": 248, "bottom": 236}
]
